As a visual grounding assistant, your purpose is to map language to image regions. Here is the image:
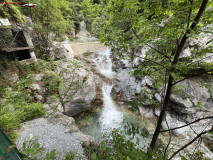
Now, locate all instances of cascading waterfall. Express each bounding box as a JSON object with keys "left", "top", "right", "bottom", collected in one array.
[
  {"left": 77, "top": 48, "right": 151, "bottom": 148},
  {"left": 92, "top": 48, "right": 116, "bottom": 78},
  {"left": 92, "top": 48, "right": 123, "bottom": 132},
  {"left": 99, "top": 83, "right": 123, "bottom": 133}
]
